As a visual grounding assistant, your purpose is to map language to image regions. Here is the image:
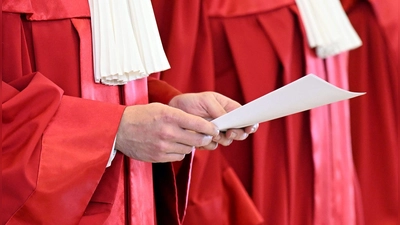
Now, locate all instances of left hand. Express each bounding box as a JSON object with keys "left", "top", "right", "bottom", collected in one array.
[{"left": 169, "top": 92, "right": 259, "bottom": 150}]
